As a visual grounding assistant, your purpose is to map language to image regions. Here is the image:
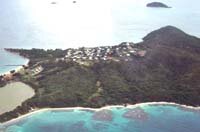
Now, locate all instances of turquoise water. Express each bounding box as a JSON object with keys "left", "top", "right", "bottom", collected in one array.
[
  {"left": 1, "top": 104, "right": 200, "bottom": 132},
  {"left": 0, "top": 49, "right": 28, "bottom": 75}
]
